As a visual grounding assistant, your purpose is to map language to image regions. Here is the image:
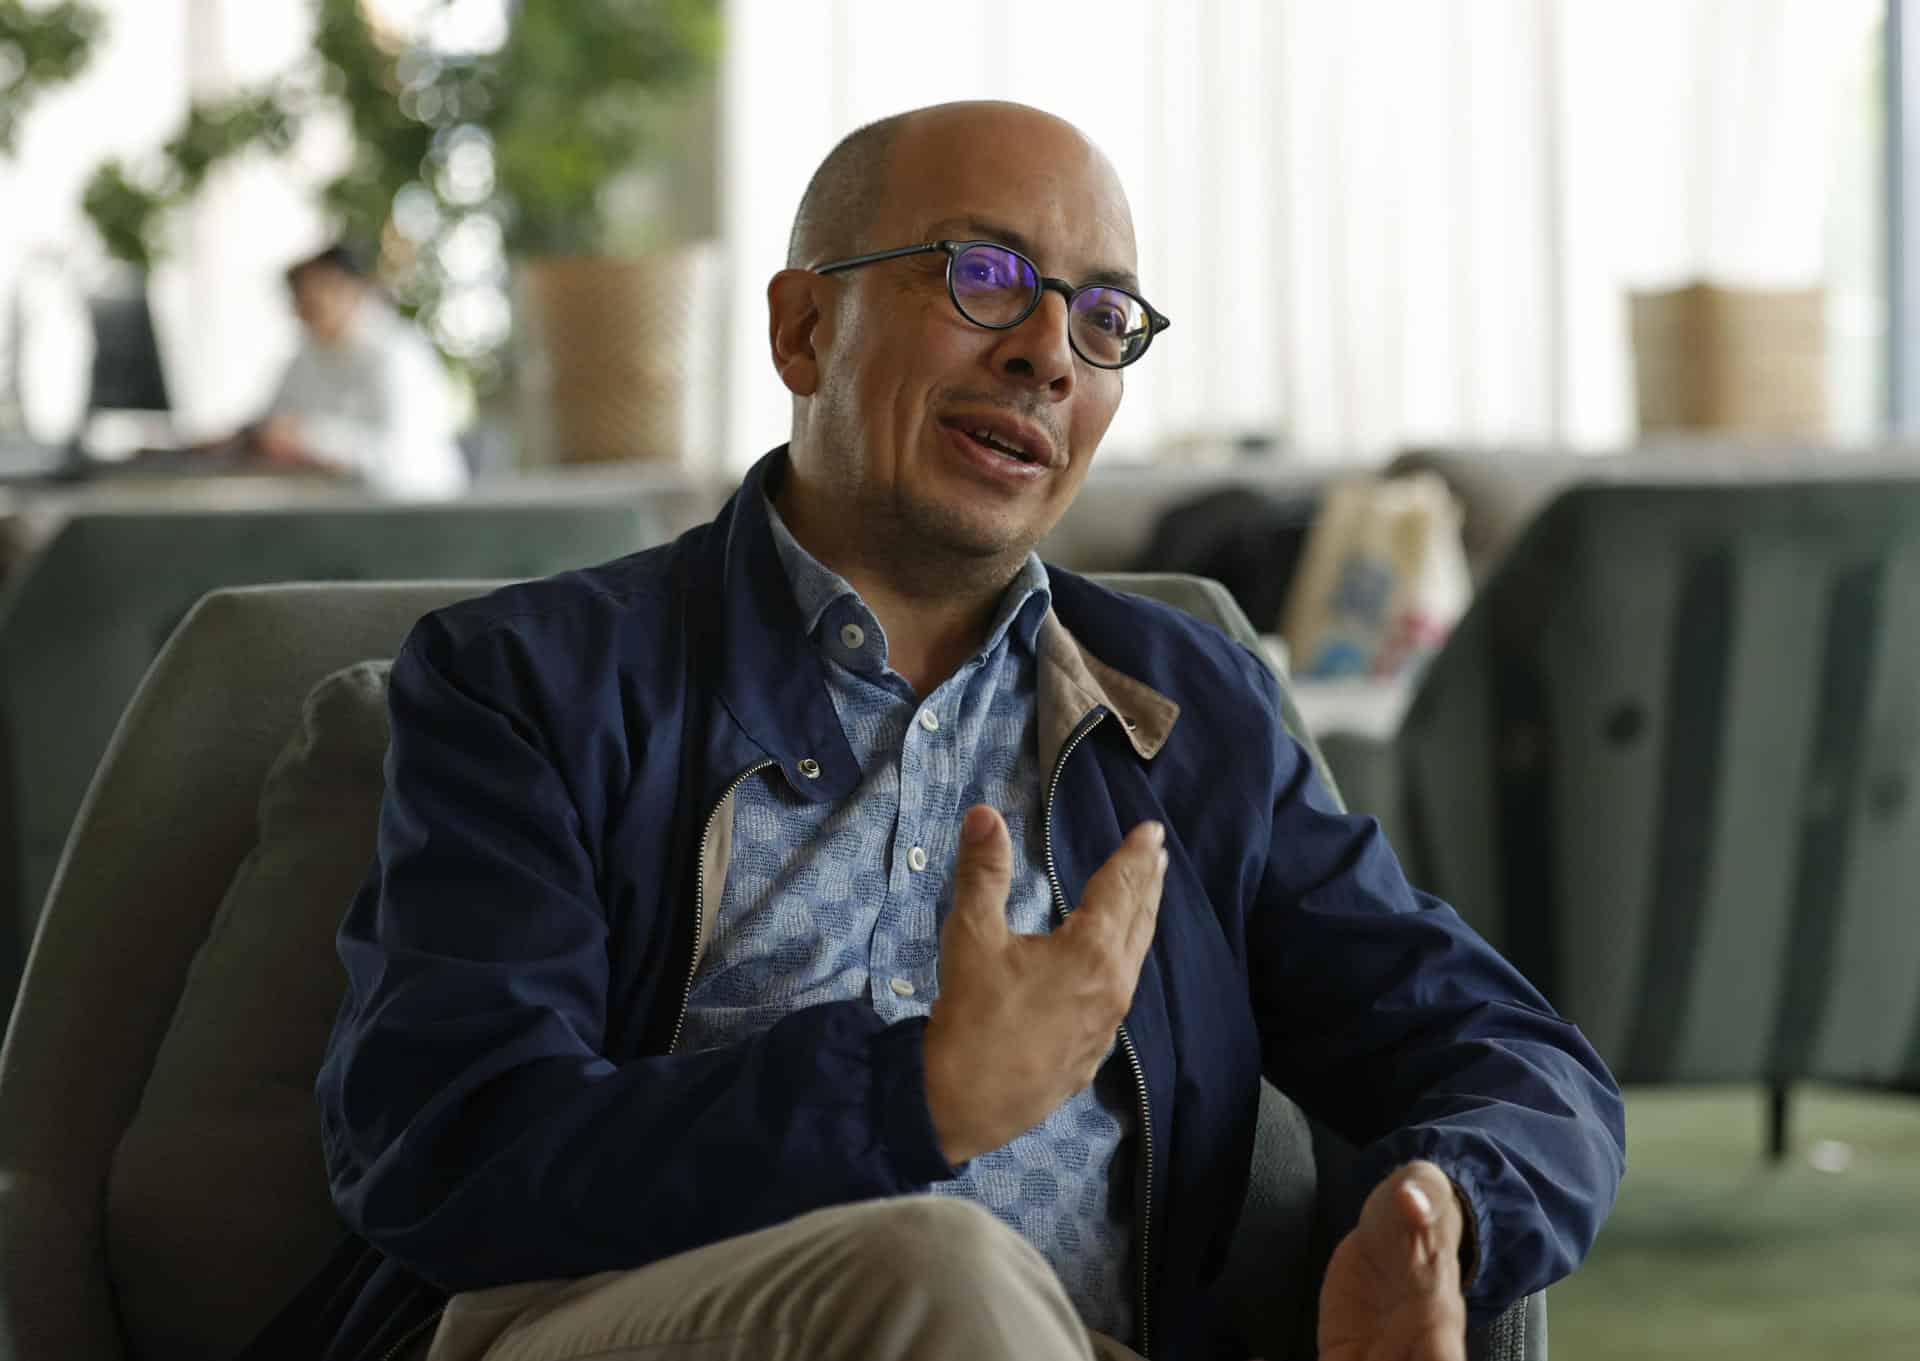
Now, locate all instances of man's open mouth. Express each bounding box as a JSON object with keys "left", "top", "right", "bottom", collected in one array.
[{"left": 966, "top": 427, "right": 1040, "bottom": 464}]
